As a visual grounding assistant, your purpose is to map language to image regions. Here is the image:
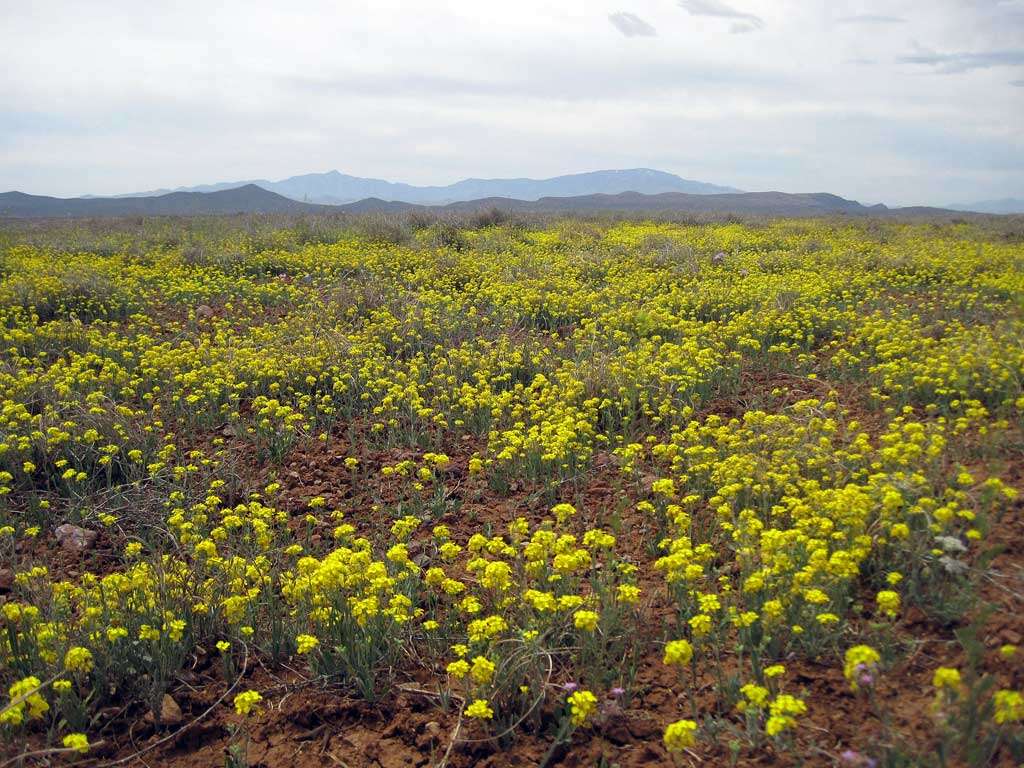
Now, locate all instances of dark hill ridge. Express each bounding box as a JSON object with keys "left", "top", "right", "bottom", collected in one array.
[
  {"left": 440, "top": 191, "right": 891, "bottom": 216},
  {"left": 0, "top": 185, "right": 322, "bottom": 217},
  {"left": 0, "top": 186, "right": 986, "bottom": 219}
]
